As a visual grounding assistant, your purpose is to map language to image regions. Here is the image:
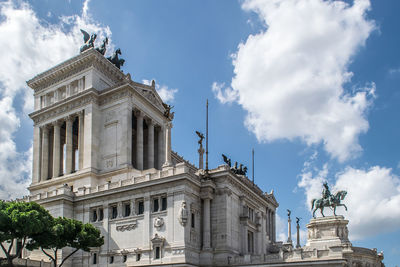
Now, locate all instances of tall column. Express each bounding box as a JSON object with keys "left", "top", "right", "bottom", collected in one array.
[
  {"left": 202, "top": 198, "right": 211, "bottom": 250},
  {"left": 266, "top": 208, "right": 270, "bottom": 240},
  {"left": 32, "top": 125, "right": 41, "bottom": 183},
  {"left": 147, "top": 119, "right": 154, "bottom": 169},
  {"left": 135, "top": 111, "right": 144, "bottom": 170},
  {"left": 272, "top": 211, "right": 276, "bottom": 242},
  {"left": 78, "top": 111, "right": 84, "bottom": 170},
  {"left": 52, "top": 121, "right": 61, "bottom": 178},
  {"left": 157, "top": 126, "right": 164, "bottom": 169},
  {"left": 287, "top": 216, "right": 292, "bottom": 243},
  {"left": 41, "top": 126, "right": 49, "bottom": 181},
  {"left": 163, "top": 122, "right": 172, "bottom": 167},
  {"left": 65, "top": 116, "right": 74, "bottom": 174}
]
